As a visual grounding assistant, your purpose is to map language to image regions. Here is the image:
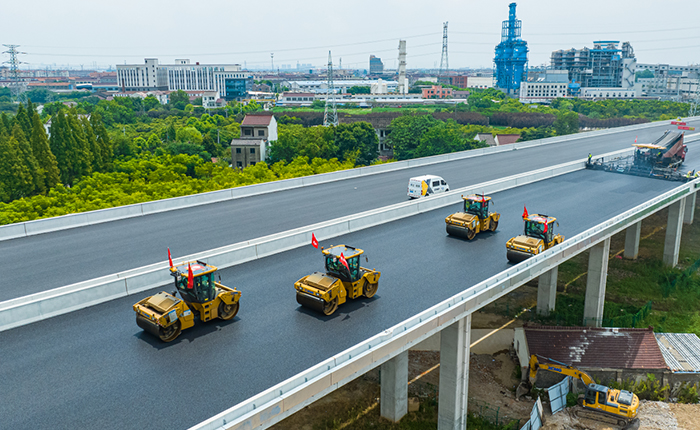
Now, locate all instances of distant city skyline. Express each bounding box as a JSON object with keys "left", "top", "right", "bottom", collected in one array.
[{"left": 3, "top": 0, "right": 699, "bottom": 71}]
